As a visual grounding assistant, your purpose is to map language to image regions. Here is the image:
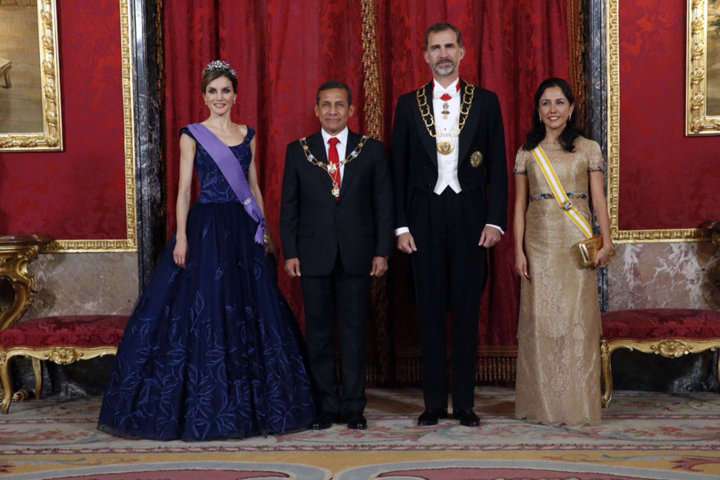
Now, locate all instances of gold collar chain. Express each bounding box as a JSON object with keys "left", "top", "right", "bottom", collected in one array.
[
  {"left": 416, "top": 83, "right": 475, "bottom": 139},
  {"left": 299, "top": 136, "right": 369, "bottom": 198}
]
